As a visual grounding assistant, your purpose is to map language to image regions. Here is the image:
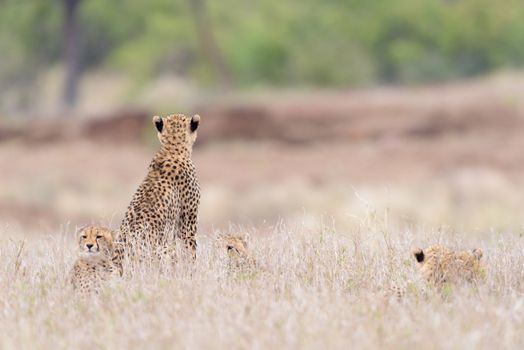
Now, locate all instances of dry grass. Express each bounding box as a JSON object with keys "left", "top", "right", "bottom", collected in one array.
[
  {"left": 2, "top": 208, "right": 524, "bottom": 350},
  {"left": 1, "top": 140, "right": 524, "bottom": 349}
]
